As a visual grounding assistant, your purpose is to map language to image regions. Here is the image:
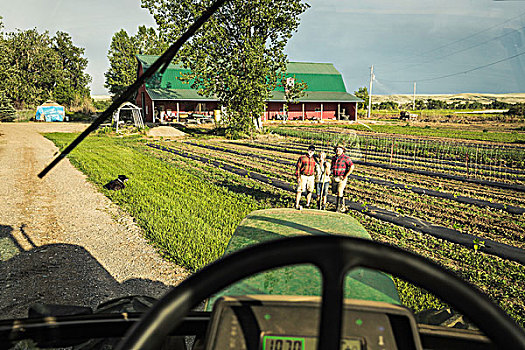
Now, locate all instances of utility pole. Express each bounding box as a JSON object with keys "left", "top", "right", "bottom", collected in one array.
[
  {"left": 412, "top": 82, "right": 416, "bottom": 110},
  {"left": 367, "top": 65, "right": 374, "bottom": 119}
]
